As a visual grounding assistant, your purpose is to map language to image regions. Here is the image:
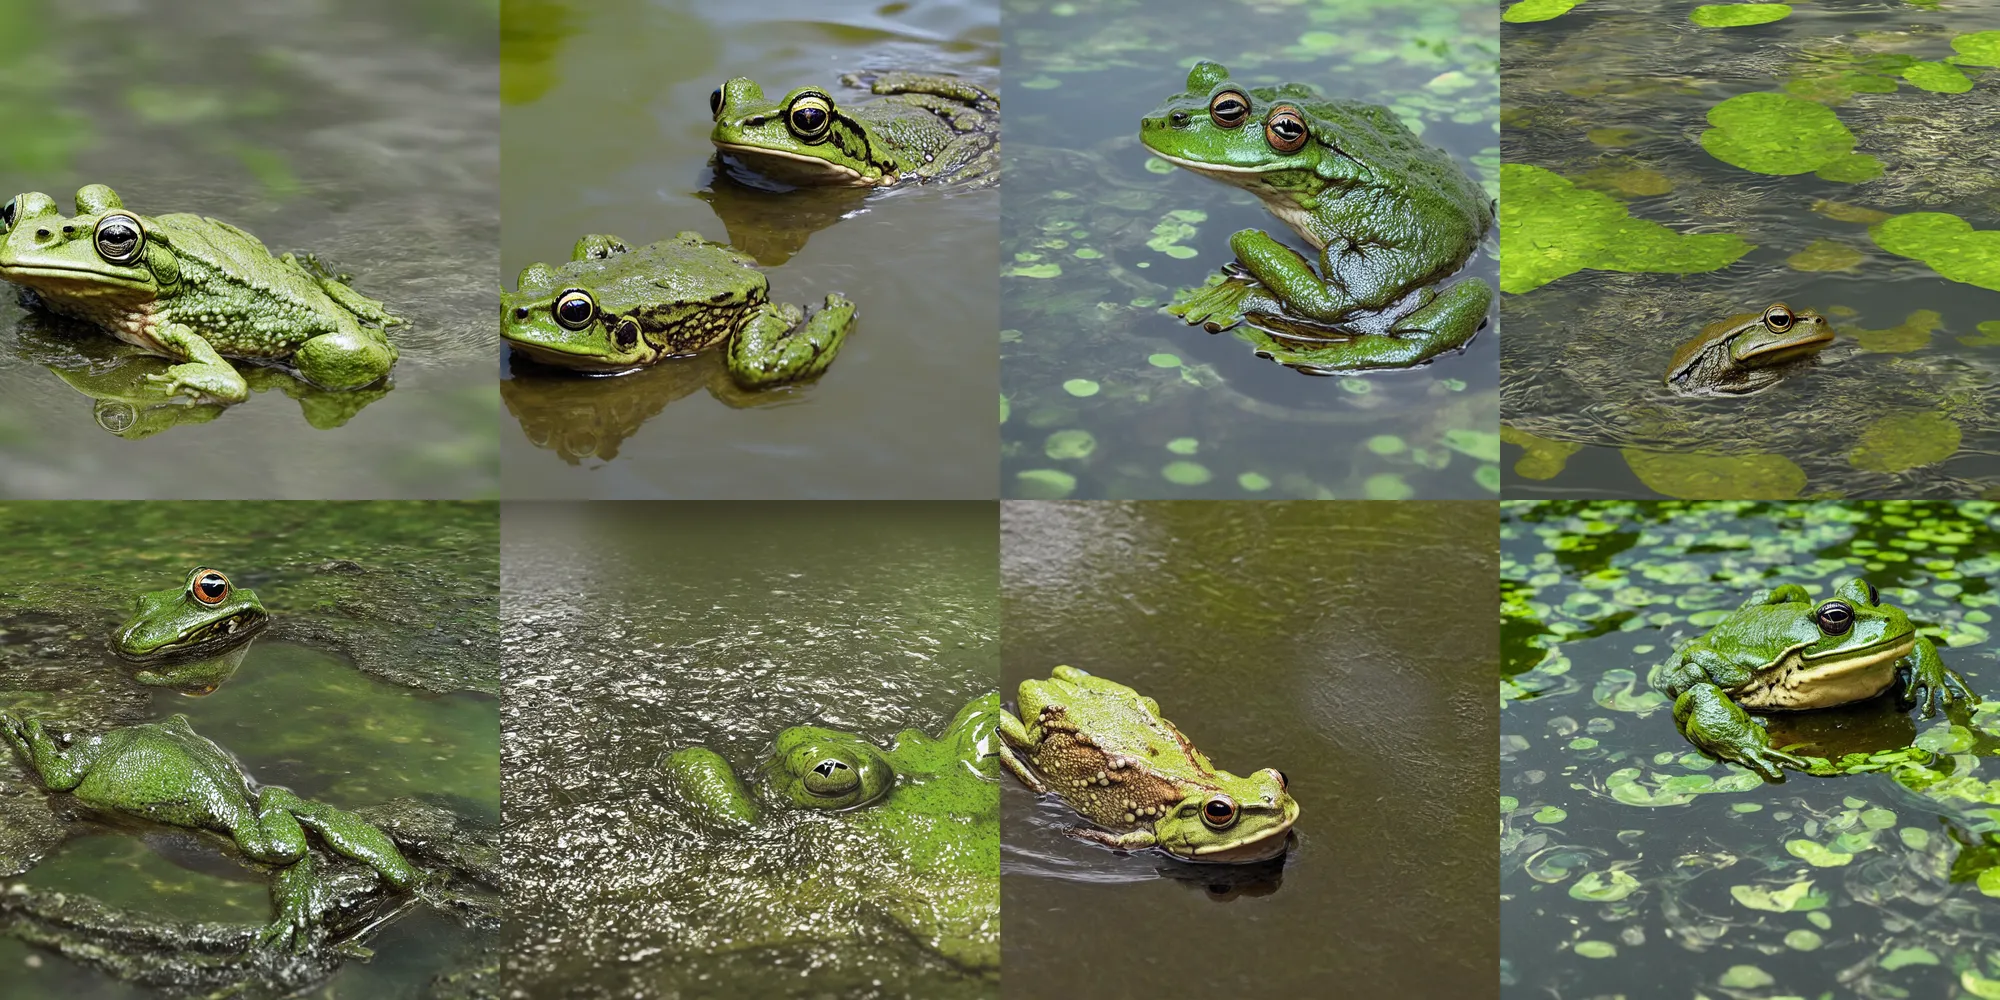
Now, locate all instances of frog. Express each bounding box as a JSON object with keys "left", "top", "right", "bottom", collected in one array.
[
  {"left": 1650, "top": 578, "right": 1977, "bottom": 780},
  {"left": 997, "top": 665, "right": 1298, "bottom": 863},
  {"left": 709, "top": 71, "right": 1000, "bottom": 189},
  {"left": 111, "top": 567, "right": 270, "bottom": 695},
  {"left": 1140, "top": 61, "right": 1493, "bottom": 372},
  {"left": 501, "top": 232, "right": 855, "bottom": 387},
  {"left": 657, "top": 694, "right": 1001, "bottom": 973},
  {"left": 1665, "top": 303, "right": 1835, "bottom": 397},
  {"left": 0, "top": 185, "right": 402, "bottom": 404},
  {"left": 0, "top": 712, "right": 423, "bottom": 950}
]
